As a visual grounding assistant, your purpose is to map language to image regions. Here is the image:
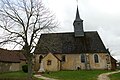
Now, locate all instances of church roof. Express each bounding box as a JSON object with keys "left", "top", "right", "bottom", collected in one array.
[{"left": 35, "top": 31, "right": 107, "bottom": 54}]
